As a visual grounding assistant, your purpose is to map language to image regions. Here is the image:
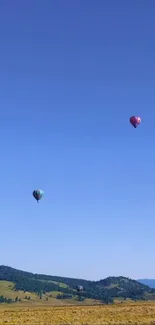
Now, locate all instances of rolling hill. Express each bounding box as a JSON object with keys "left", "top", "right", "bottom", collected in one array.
[{"left": 0, "top": 265, "right": 154, "bottom": 305}]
